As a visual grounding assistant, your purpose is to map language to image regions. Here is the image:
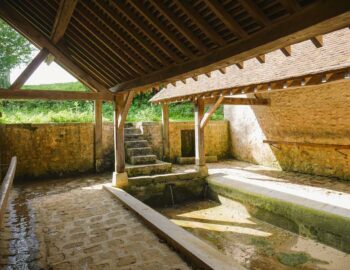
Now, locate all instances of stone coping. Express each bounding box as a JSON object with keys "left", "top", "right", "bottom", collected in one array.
[
  {"left": 207, "top": 173, "right": 350, "bottom": 219},
  {"left": 104, "top": 185, "right": 244, "bottom": 270}
]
